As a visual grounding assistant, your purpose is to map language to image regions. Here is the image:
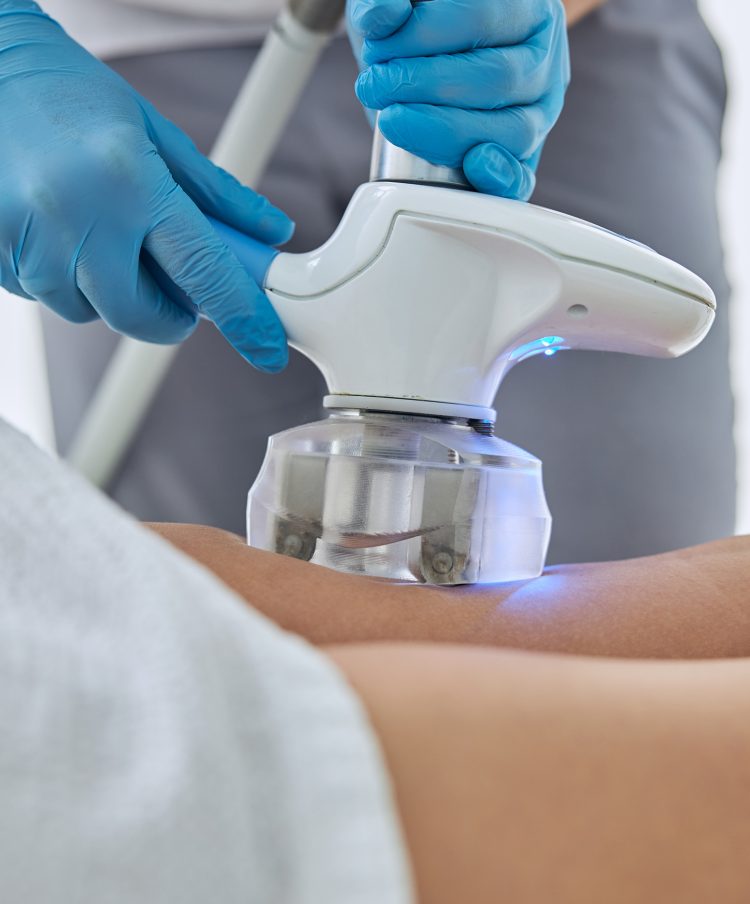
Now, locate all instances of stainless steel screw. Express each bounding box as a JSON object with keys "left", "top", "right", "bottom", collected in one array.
[
  {"left": 432, "top": 551, "right": 454, "bottom": 575},
  {"left": 283, "top": 534, "right": 304, "bottom": 557}
]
